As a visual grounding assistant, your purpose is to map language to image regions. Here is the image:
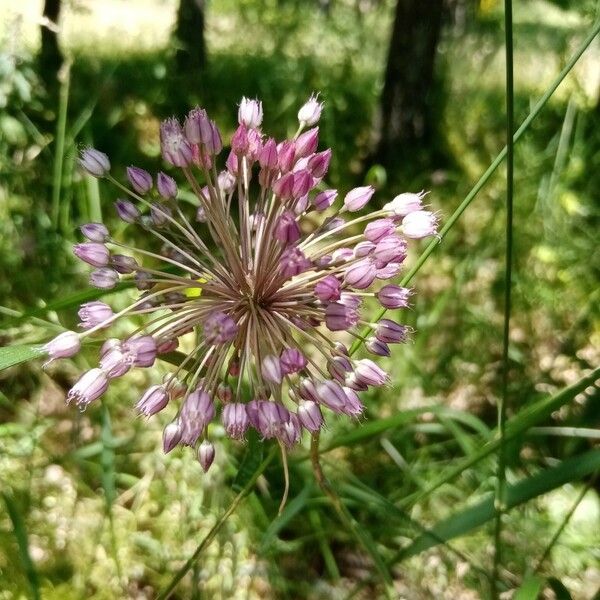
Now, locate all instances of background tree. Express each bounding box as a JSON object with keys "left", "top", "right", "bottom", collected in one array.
[
  {"left": 39, "top": 0, "right": 63, "bottom": 87},
  {"left": 374, "top": 0, "right": 445, "bottom": 168},
  {"left": 174, "top": 0, "right": 206, "bottom": 73}
]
